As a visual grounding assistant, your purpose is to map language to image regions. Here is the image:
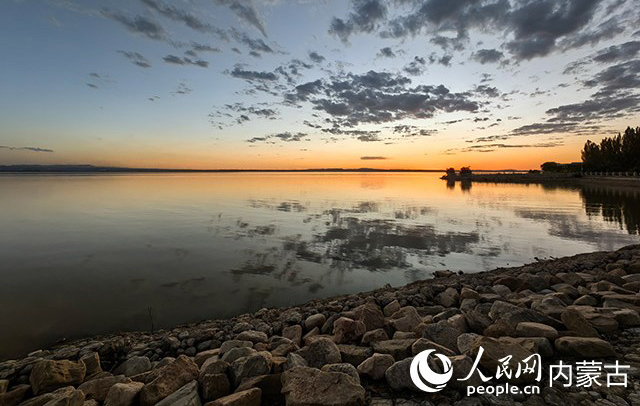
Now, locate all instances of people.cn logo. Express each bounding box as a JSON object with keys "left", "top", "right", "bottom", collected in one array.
[{"left": 410, "top": 350, "right": 454, "bottom": 392}]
